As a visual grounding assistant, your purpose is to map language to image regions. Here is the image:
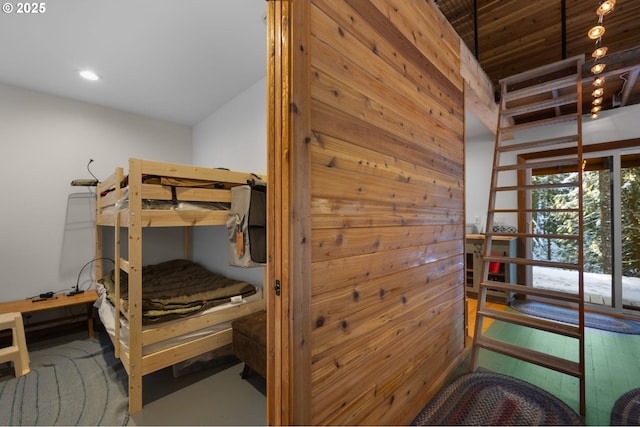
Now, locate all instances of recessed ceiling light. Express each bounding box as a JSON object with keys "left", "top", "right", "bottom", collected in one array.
[
  {"left": 592, "top": 46, "right": 608, "bottom": 59},
  {"left": 597, "top": 0, "right": 616, "bottom": 16},
  {"left": 78, "top": 69, "right": 101, "bottom": 81},
  {"left": 587, "top": 25, "right": 605, "bottom": 40},
  {"left": 591, "top": 63, "right": 606, "bottom": 74}
]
